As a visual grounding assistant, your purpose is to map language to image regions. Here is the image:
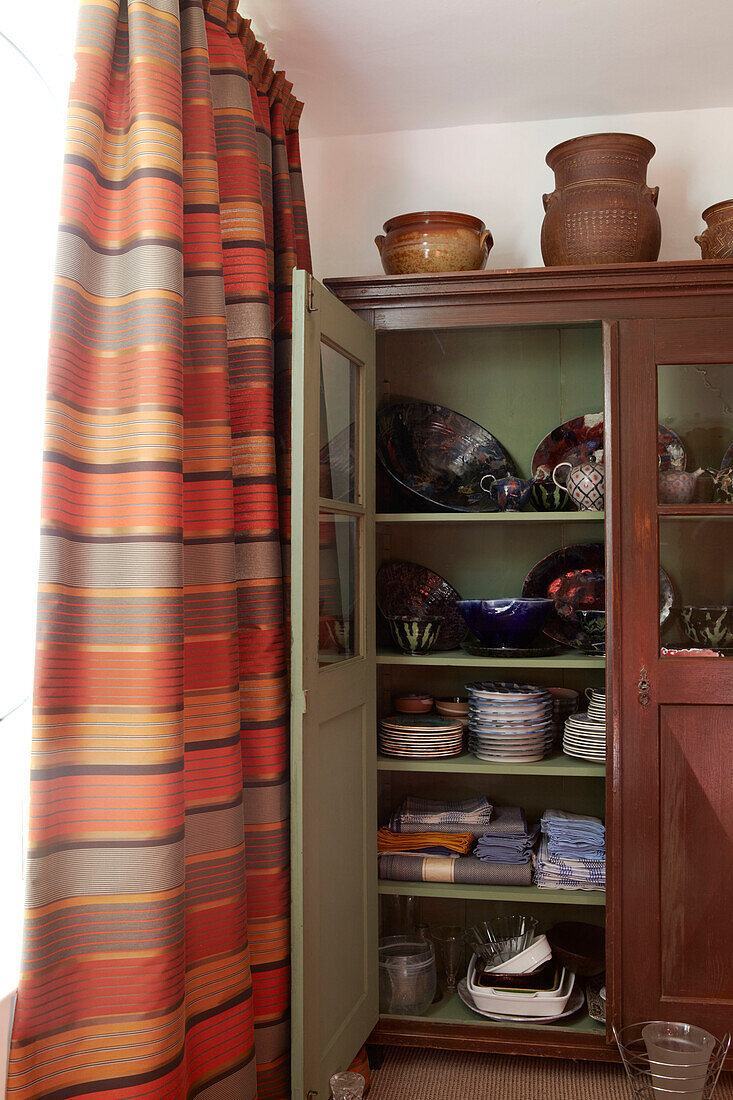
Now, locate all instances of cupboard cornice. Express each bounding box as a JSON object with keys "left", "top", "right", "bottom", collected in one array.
[{"left": 326, "top": 260, "right": 733, "bottom": 327}]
